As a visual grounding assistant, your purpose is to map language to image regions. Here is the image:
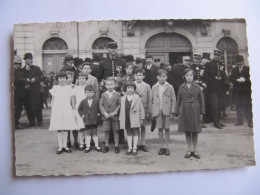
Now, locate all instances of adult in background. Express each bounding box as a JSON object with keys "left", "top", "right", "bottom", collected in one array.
[
  {"left": 170, "top": 56, "right": 191, "bottom": 96},
  {"left": 230, "top": 55, "right": 253, "bottom": 128},
  {"left": 204, "top": 49, "right": 227, "bottom": 129},
  {"left": 60, "top": 54, "right": 78, "bottom": 83},
  {"left": 14, "top": 56, "right": 29, "bottom": 129},
  {"left": 143, "top": 55, "right": 159, "bottom": 87},
  {"left": 23, "top": 53, "right": 43, "bottom": 127},
  {"left": 192, "top": 53, "right": 207, "bottom": 128}
]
